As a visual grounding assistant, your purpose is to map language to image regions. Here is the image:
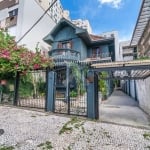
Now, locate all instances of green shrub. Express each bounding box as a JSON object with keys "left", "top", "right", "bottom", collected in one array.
[{"left": 70, "top": 90, "right": 77, "bottom": 97}]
